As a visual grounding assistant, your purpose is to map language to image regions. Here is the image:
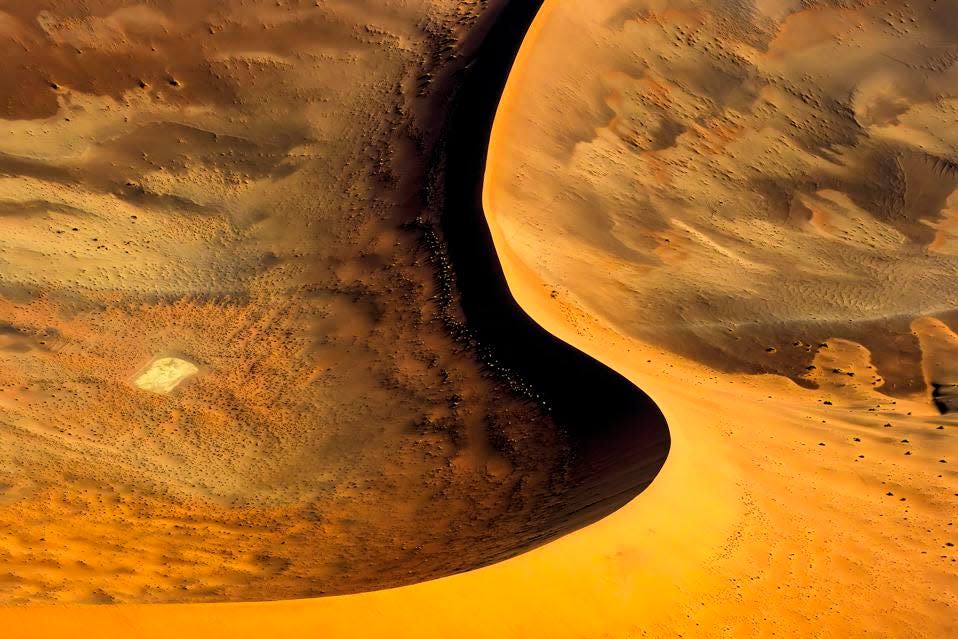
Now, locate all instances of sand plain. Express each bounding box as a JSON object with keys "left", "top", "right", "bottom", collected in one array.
[{"left": 1, "top": 0, "right": 957, "bottom": 637}]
